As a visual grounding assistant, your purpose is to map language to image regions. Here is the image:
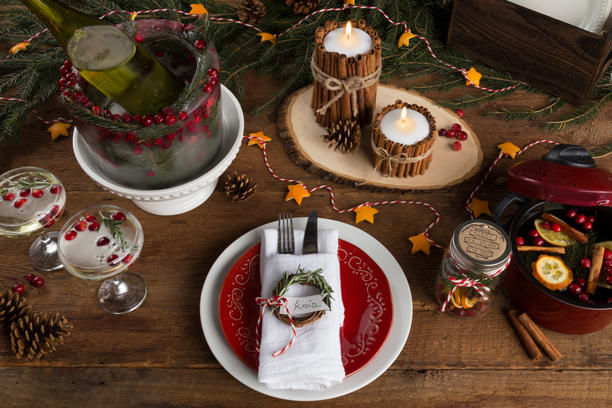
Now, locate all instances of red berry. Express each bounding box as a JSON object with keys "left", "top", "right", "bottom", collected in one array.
[
  {"left": 141, "top": 115, "right": 154, "bottom": 127},
  {"left": 578, "top": 292, "right": 590, "bottom": 303},
  {"left": 540, "top": 221, "right": 552, "bottom": 230},
  {"left": 204, "top": 83, "right": 214, "bottom": 93},
  {"left": 209, "top": 77, "right": 218, "bottom": 87},
  {"left": 447, "top": 129, "right": 456, "bottom": 138},
  {"left": 566, "top": 209, "right": 577, "bottom": 218},
  {"left": 165, "top": 133, "right": 176, "bottom": 142},
  {"left": 607, "top": 275, "right": 612, "bottom": 285},
  {"left": 133, "top": 145, "right": 144, "bottom": 156},
  {"left": 164, "top": 114, "right": 177, "bottom": 125},
  {"left": 587, "top": 216, "right": 595, "bottom": 223},
  {"left": 602, "top": 249, "right": 612, "bottom": 260},
  {"left": 146, "top": 170, "right": 155, "bottom": 177},
  {"left": 64, "top": 230, "right": 77, "bottom": 240},
  {"left": 112, "top": 211, "right": 126, "bottom": 221},
  {"left": 528, "top": 229, "right": 540, "bottom": 238},
  {"left": 568, "top": 283, "right": 582, "bottom": 295},
  {"left": 79, "top": 96, "right": 89, "bottom": 105},
  {"left": 122, "top": 254, "right": 133, "bottom": 264},
  {"left": 74, "top": 220, "right": 87, "bottom": 231},
  {"left": 515, "top": 236, "right": 525, "bottom": 246},
  {"left": 207, "top": 68, "right": 218, "bottom": 78},
  {"left": 154, "top": 113, "right": 165, "bottom": 124},
  {"left": 97, "top": 237, "right": 110, "bottom": 247},
  {"left": 88, "top": 221, "right": 100, "bottom": 231},
  {"left": 31, "top": 276, "right": 44, "bottom": 288},
  {"left": 12, "top": 283, "right": 25, "bottom": 294},
  {"left": 20, "top": 189, "right": 30, "bottom": 197},
  {"left": 62, "top": 90, "right": 72, "bottom": 98},
  {"left": 581, "top": 258, "right": 592, "bottom": 269},
  {"left": 455, "top": 109, "right": 464, "bottom": 118},
  {"left": 194, "top": 39, "right": 205, "bottom": 50},
  {"left": 452, "top": 141, "right": 462, "bottom": 151},
  {"left": 30, "top": 189, "right": 43, "bottom": 199},
  {"left": 25, "top": 273, "right": 35, "bottom": 282},
  {"left": 456, "top": 131, "right": 468, "bottom": 141},
  {"left": 178, "top": 111, "right": 188, "bottom": 121},
  {"left": 92, "top": 105, "right": 102, "bottom": 115},
  {"left": 107, "top": 254, "right": 119, "bottom": 265},
  {"left": 122, "top": 113, "right": 132, "bottom": 123},
  {"left": 49, "top": 205, "right": 60, "bottom": 216},
  {"left": 532, "top": 237, "right": 545, "bottom": 246},
  {"left": 155, "top": 50, "right": 164, "bottom": 57},
  {"left": 605, "top": 258, "right": 612, "bottom": 269},
  {"left": 438, "top": 128, "right": 448, "bottom": 137},
  {"left": 40, "top": 215, "right": 55, "bottom": 228},
  {"left": 574, "top": 214, "right": 586, "bottom": 224},
  {"left": 154, "top": 138, "right": 163, "bottom": 145},
  {"left": 582, "top": 221, "right": 593, "bottom": 231},
  {"left": 58, "top": 77, "right": 67, "bottom": 88},
  {"left": 451, "top": 123, "right": 461, "bottom": 132},
  {"left": 193, "top": 114, "right": 202, "bottom": 124},
  {"left": 3, "top": 192, "right": 15, "bottom": 201},
  {"left": 14, "top": 198, "right": 27, "bottom": 208},
  {"left": 576, "top": 277, "right": 587, "bottom": 287},
  {"left": 125, "top": 132, "right": 137, "bottom": 143},
  {"left": 551, "top": 223, "right": 561, "bottom": 232},
  {"left": 133, "top": 114, "right": 142, "bottom": 123},
  {"left": 50, "top": 185, "right": 62, "bottom": 194},
  {"left": 134, "top": 33, "right": 144, "bottom": 43}
]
